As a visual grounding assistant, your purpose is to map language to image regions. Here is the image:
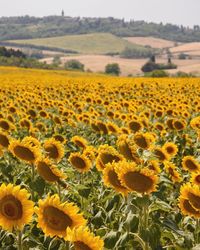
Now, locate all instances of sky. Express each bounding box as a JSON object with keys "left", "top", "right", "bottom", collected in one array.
[{"left": 0, "top": 0, "right": 199, "bottom": 27}]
